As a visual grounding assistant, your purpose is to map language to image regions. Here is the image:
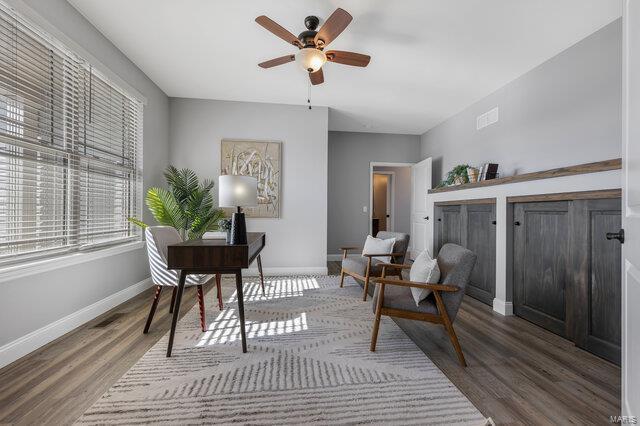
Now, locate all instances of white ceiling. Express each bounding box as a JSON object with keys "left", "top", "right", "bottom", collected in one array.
[{"left": 68, "top": 0, "right": 621, "bottom": 135}]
